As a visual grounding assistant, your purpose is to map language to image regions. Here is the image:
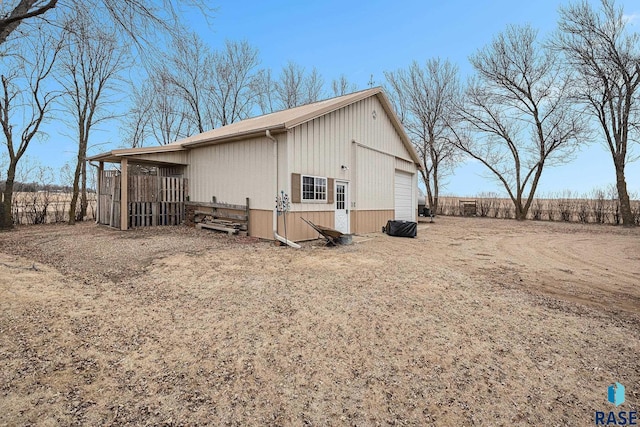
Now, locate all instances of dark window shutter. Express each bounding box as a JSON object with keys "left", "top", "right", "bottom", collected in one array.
[
  {"left": 291, "top": 173, "right": 301, "bottom": 203},
  {"left": 327, "top": 178, "right": 334, "bottom": 204}
]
